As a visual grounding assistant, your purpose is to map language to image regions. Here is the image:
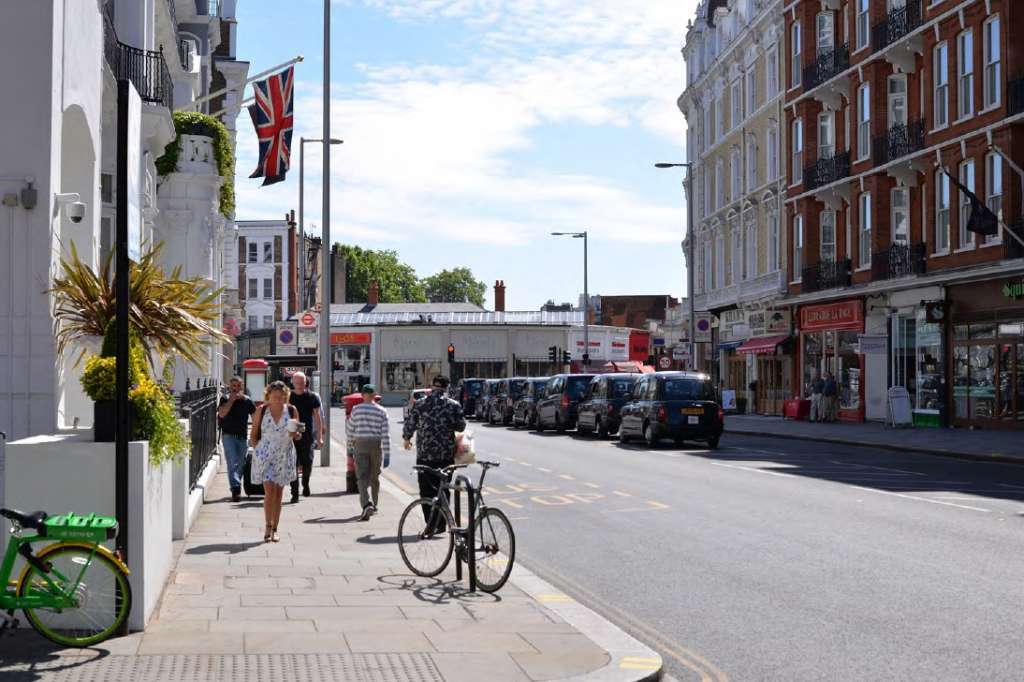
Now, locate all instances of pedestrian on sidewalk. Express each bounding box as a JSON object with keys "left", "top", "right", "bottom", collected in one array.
[
  {"left": 217, "top": 376, "right": 256, "bottom": 503},
  {"left": 249, "top": 381, "right": 301, "bottom": 543},
  {"left": 809, "top": 372, "right": 824, "bottom": 422},
  {"left": 348, "top": 384, "right": 392, "bottom": 521},
  {"left": 823, "top": 372, "right": 838, "bottom": 422},
  {"left": 402, "top": 375, "right": 466, "bottom": 533},
  {"left": 288, "top": 372, "right": 323, "bottom": 503}
]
